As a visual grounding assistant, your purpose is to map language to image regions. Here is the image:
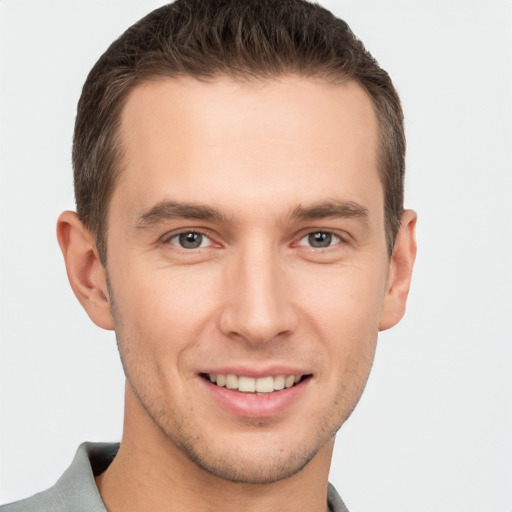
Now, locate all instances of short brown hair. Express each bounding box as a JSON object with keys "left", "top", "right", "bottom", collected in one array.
[{"left": 73, "top": 0, "right": 405, "bottom": 263}]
